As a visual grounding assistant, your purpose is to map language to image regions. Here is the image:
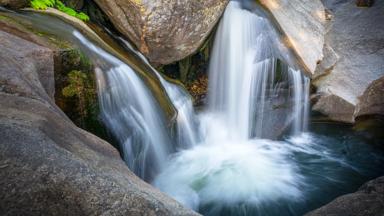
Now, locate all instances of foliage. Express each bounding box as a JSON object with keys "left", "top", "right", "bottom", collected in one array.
[
  {"left": 57, "top": 51, "right": 109, "bottom": 141},
  {"left": 30, "top": 0, "right": 55, "bottom": 10},
  {"left": 62, "top": 70, "right": 94, "bottom": 122},
  {"left": 186, "top": 75, "right": 208, "bottom": 106},
  {"left": 62, "top": 70, "right": 89, "bottom": 97},
  {"left": 30, "top": 0, "right": 89, "bottom": 21},
  {"left": 55, "top": 0, "right": 89, "bottom": 21}
]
